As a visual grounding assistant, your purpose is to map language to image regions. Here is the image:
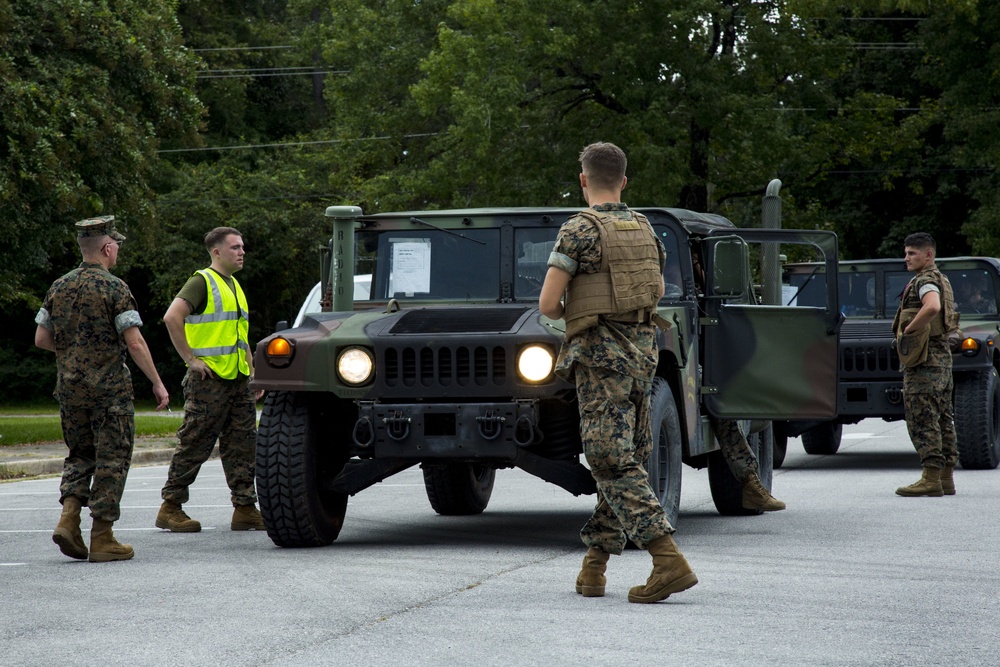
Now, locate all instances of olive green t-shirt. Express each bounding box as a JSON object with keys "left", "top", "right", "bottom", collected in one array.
[{"left": 175, "top": 269, "right": 237, "bottom": 315}]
